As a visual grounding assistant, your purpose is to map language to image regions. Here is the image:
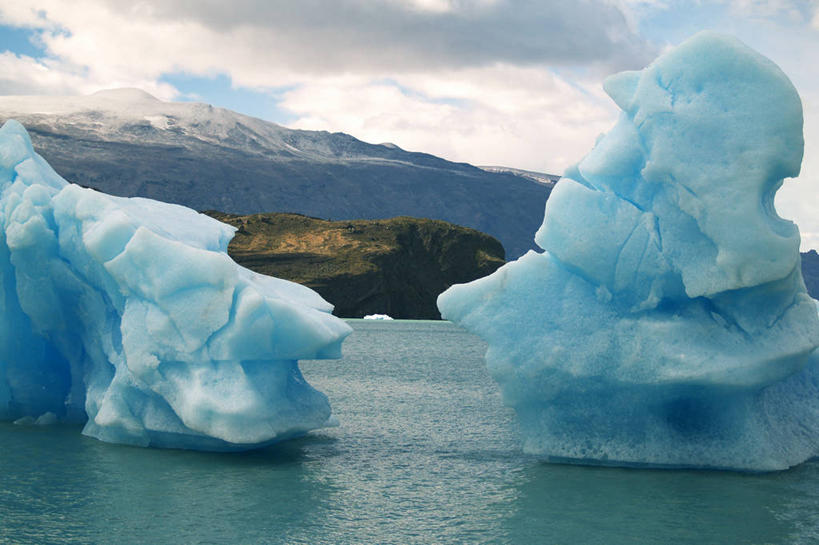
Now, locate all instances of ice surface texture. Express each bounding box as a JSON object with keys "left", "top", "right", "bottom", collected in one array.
[
  {"left": 0, "top": 120, "right": 351, "bottom": 450},
  {"left": 438, "top": 32, "right": 819, "bottom": 471}
]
